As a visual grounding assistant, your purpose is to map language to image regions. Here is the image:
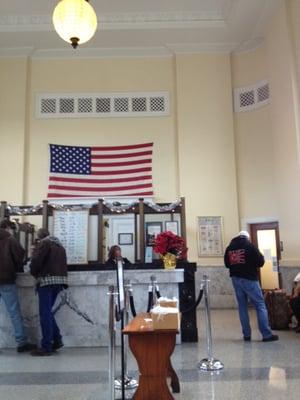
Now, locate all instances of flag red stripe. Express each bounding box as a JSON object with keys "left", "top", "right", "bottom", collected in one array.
[
  {"left": 48, "top": 183, "right": 152, "bottom": 192},
  {"left": 47, "top": 191, "right": 154, "bottom": 198},
  {"left": 91, "top": 159, "right": 151, "bottom": 168},
  {"left": 92, "top": 143, "right": 153, "bottom": 151},
  {"left": 91, "top": 167, "right": 152, "bottom": 175},
  {"left": 49, "top": 175, "right": 152, "bottom": 184},
  {"left": 91, "top": 150, "right": 152, "bottom": 159},
  {"left": 48, "top": 143, "right": 154, "bottom": 198}
]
